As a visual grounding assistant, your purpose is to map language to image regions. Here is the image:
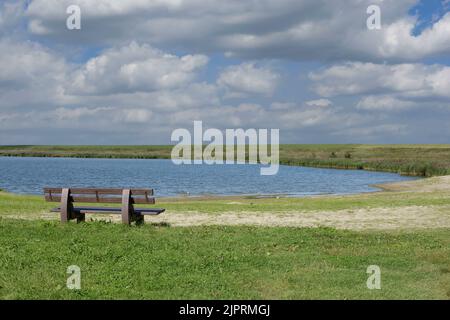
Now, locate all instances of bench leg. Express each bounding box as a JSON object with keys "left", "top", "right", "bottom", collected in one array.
[
  {"left": 121, "top": 189, "right": 132, "bottom": 225},
  {"left": 60, "top": 188, "right": 72, "bottom": 223},
  {"left": 60, "top": 211, "right": 69, "bottom": 223},
  {"left": 135, "top": 214, "right": 144, "bottom": 225},
  {"left": 122, "top": 211, "right": 130, "bottom": 225},
  {"left": 76, "top": 213, "right": 85, "bottom": 223}
]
